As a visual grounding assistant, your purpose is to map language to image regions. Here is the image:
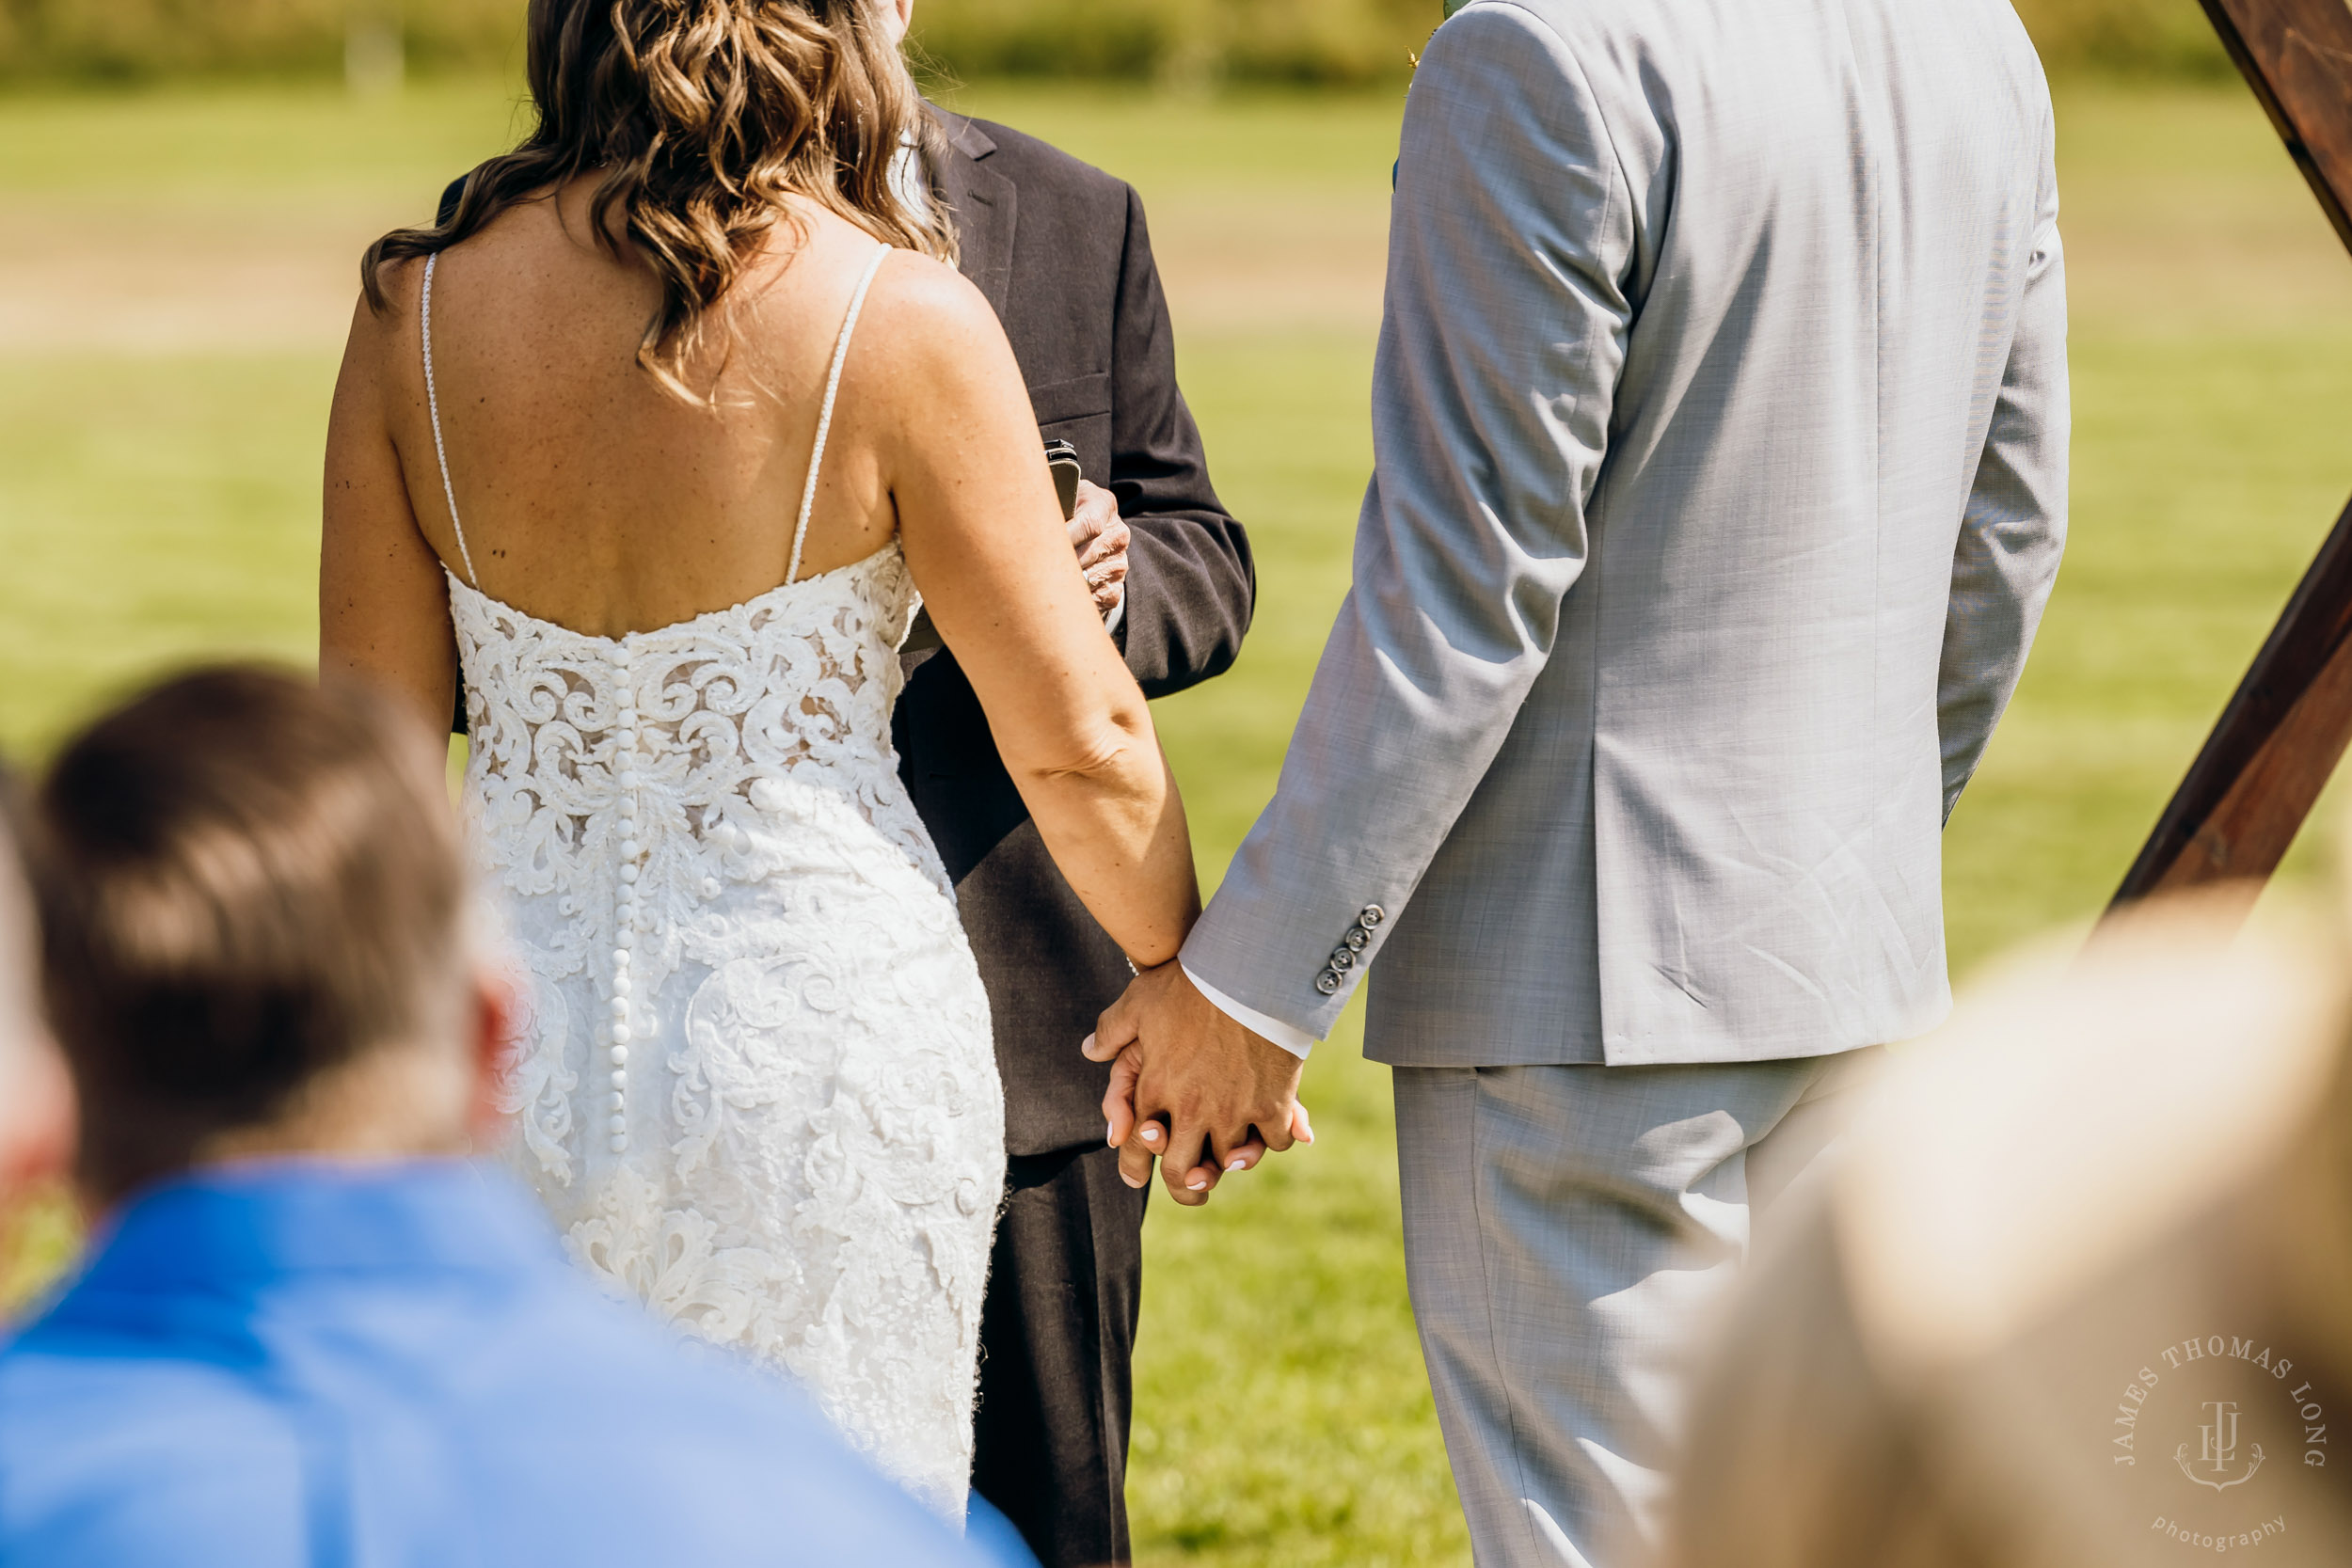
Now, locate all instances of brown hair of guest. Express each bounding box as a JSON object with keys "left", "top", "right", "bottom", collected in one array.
[
  {"left": 361, "top": 0, "right": 956, "bottom": 400},
  {"left": 28, "top": 667, "right": 471, "bottom": 1205}
]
